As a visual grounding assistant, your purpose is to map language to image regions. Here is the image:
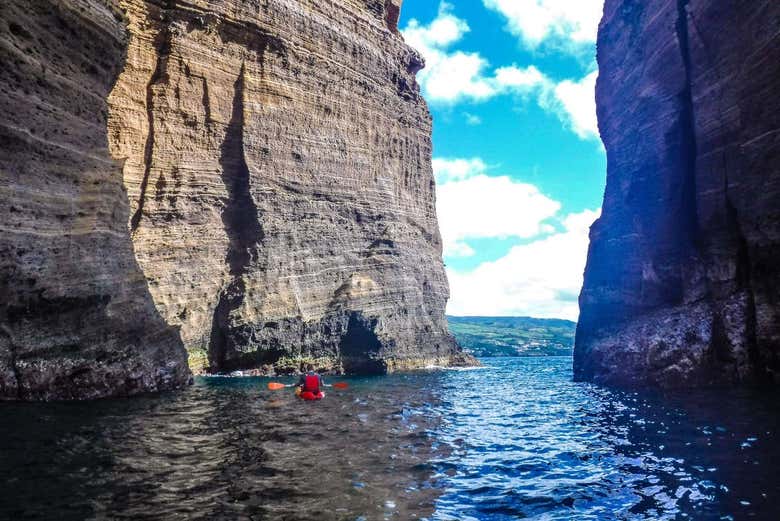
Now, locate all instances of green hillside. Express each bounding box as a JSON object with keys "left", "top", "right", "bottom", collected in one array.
[{"left": 447, "top": 316, "right": 576, "bottom": 357}]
